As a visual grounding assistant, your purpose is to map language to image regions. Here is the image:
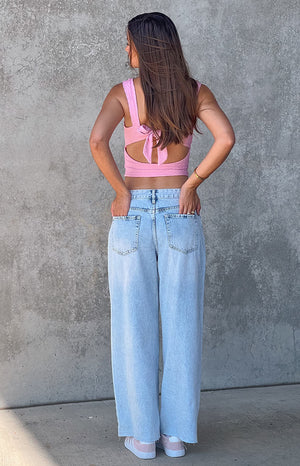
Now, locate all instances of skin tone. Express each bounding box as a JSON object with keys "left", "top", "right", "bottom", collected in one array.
[
  {"left": 89, "top": 30, "right": 235, "bottom": 216},
  {"left": 125, "top": 31, "right": 139, "bottom": 68}
]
